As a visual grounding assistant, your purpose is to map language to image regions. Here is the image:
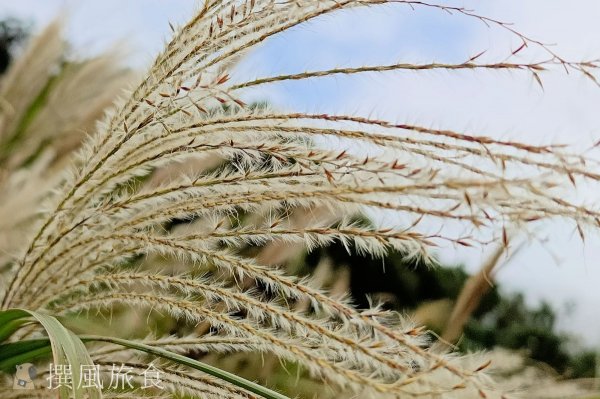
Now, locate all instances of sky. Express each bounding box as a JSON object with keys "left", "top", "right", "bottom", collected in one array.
[{"left": 1, "top": 0, "right": 600, "bottom": 346}]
